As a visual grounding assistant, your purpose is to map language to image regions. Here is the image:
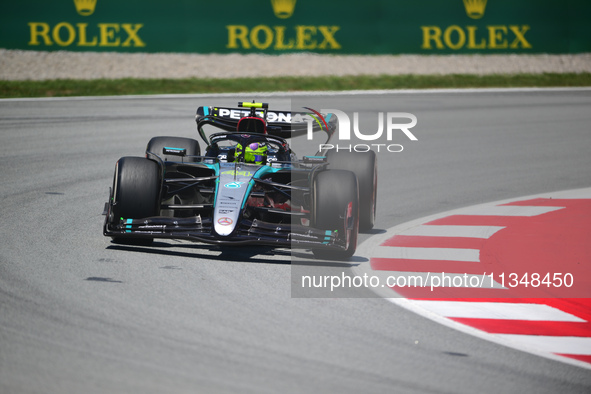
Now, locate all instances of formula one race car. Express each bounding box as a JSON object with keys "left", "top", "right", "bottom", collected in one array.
[{"left": 103, "top": 101, "right": 377, "bottom": 260}]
